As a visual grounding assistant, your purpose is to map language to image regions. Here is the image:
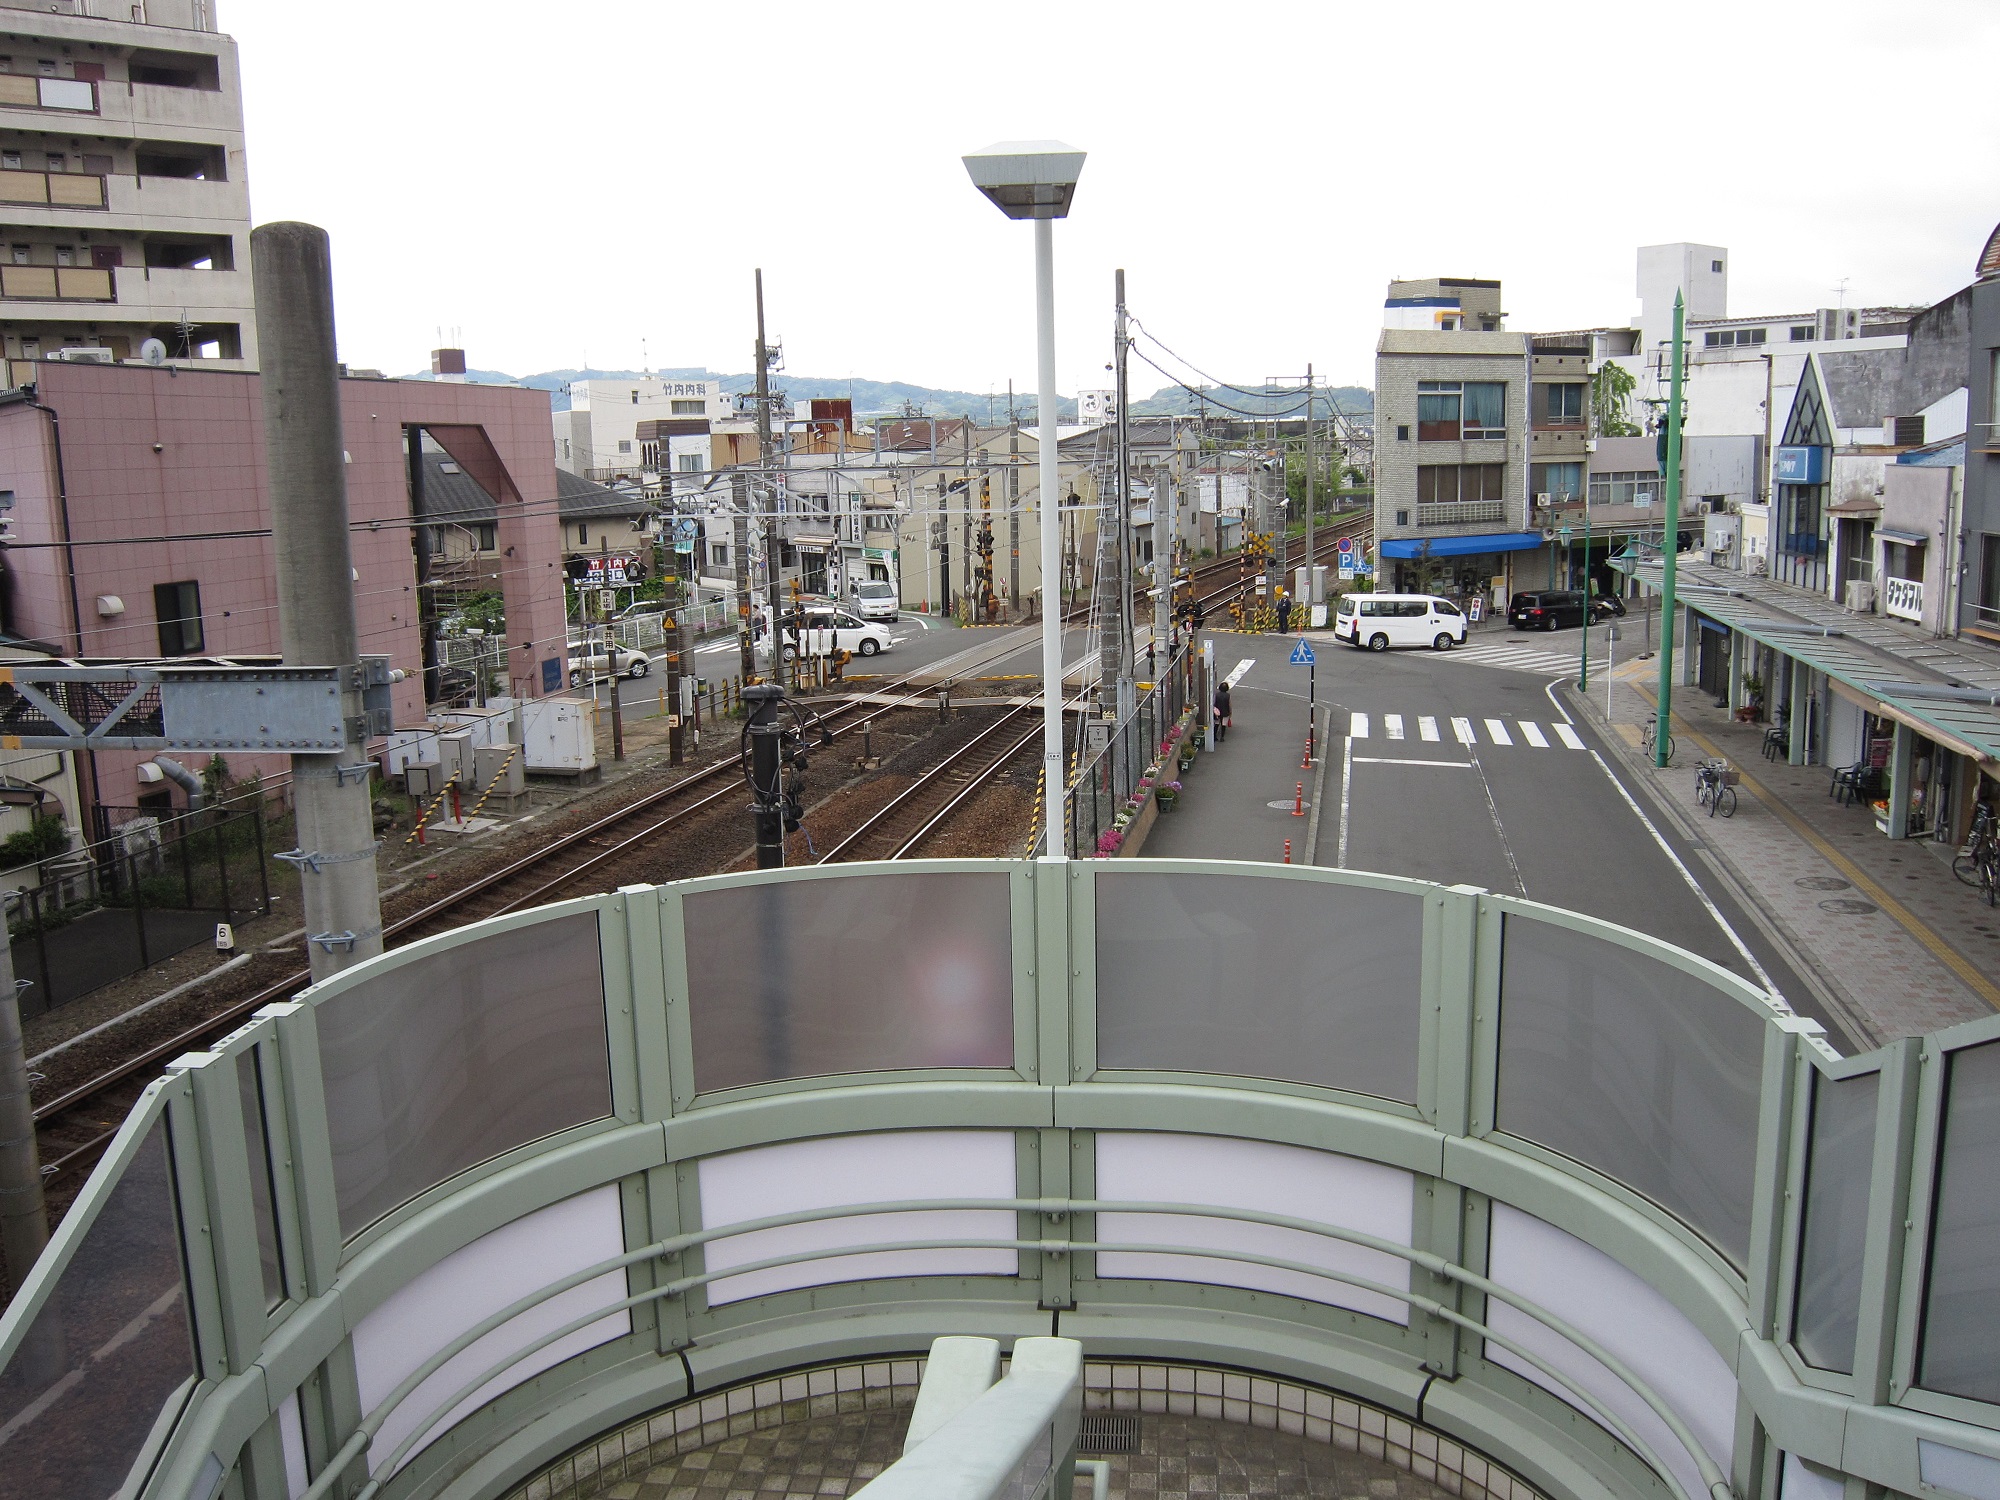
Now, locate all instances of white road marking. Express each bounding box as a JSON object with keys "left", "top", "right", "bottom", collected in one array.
[
  {"left": 1337, "top": 734, "right": 1354, "bottom": 867},
  {"left": 1520, "top": 721, "right": 1549, "bottom": 748},
  {"left": 1552, "top": 723, "right": 1585, "bottom": 750},
  {"left": 1418, "top": 716, "right": 1440, "bottom": 742},
  {"left": 1541, "top": 680, "right": 1781, "bottom": 996},
  {"left": 1484, "top": 719, "right": 1513, "bottom": 746},
  {"left": 1224, "top": 658, "right": 1256, "bottom": 688},
  {"left": 1350, "top": 711, "right": 1370, "bottom": 739},
  {"left": 1352, "top": 756, "right": 1471, "bottom": 768},
  {"left": 1385, "top": 714, "right": 1405, "bottom": 740},
  {"left": 1451, "top": 717, "right": 1476, "bottom": 745}
]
